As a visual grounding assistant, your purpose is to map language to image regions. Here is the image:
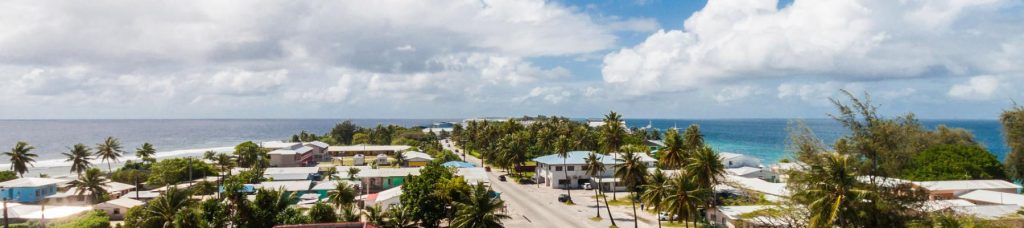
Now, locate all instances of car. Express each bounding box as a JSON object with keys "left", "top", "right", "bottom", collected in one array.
[
  {"left": 557, "top": 194, "right": 570, "bottom": 203},
  {"left": 582, "top": 183, "right": 592, "bottom": 190},
  {"left": 658, "top": 212, "right": 677, "bottom": 221},
  {"left": 498, "top": 175, "right": 507, "bottom": 182}
]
